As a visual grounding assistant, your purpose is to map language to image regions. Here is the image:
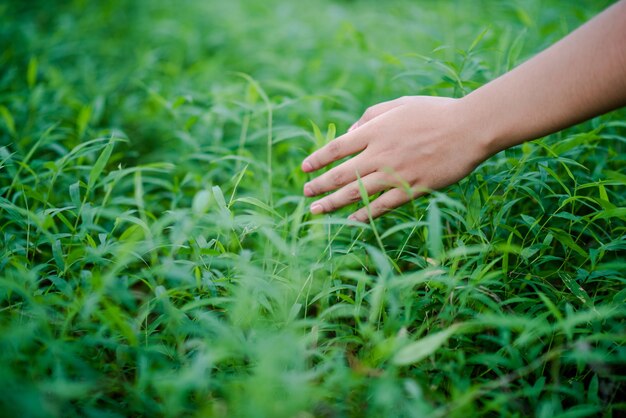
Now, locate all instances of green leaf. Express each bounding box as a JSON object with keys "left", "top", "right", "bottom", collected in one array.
[
  {"left": 192, "top": 190, "right": 212, "bottom": 215},
  {"left": 88, "top": 140, "right": 114, "bottom": 190},
  {"left": 427, "top": 201, "right": 443, "bottom": 259},
  {"left": 0, "top": 105, "right": 16, "bottom": 136},
  {"left": 393, "top": 325, "right": 459, "bottom": 366},
  {"left": 591, "top": 207, "right": 626, "bottom": 221},
  {"left": 212, "top": 185, "right": 228, "bottom": 209},
  {"left": 468, "top": 27, "right": 489, "bottom": 52},
  {"left": 514, "top": 7, "right": 533, "bottom": 27},
  {"left": 309, "top": 120, "right": 325, "bottom": 148},
  {"left": 260, "top": 227, "right": 290, "bottom": 255},
  {"left": 52, "top": 239, "right": 65, "bottom": 272},
  {"left": 77, "top": 105, "right": 92, "bottom": 138},
  {"left": 27, "top": 56, "right": 38, "bottom": 88},
  {"left": 69, "top": 181, "right": 81, "bottom": 207},
  {"left": 588, "top": 374, "right": 599, "bottom": 403},
  {"left": 549, "top": 228, "right": 588, "bottom": 258},
  {"left": 326, "top": 123, "right": 336, "bottom": 142},
  {"left": 235, "top": 196, "right": 279, "bottom": 217},
  {"left": 365, "top": 245, "right": 392, "bottom": 280},
  {"left": 598, "top": 184, "right": 609, "bottom": 202},
  {"left": 119, "top": 224, "right": 144, "bottom": 242},
  {"left": 506, "top": 28, "right": 527, "bottom": 71},
  {"left": 560, "top": 273, "right": 594, "bottom": 309}
]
